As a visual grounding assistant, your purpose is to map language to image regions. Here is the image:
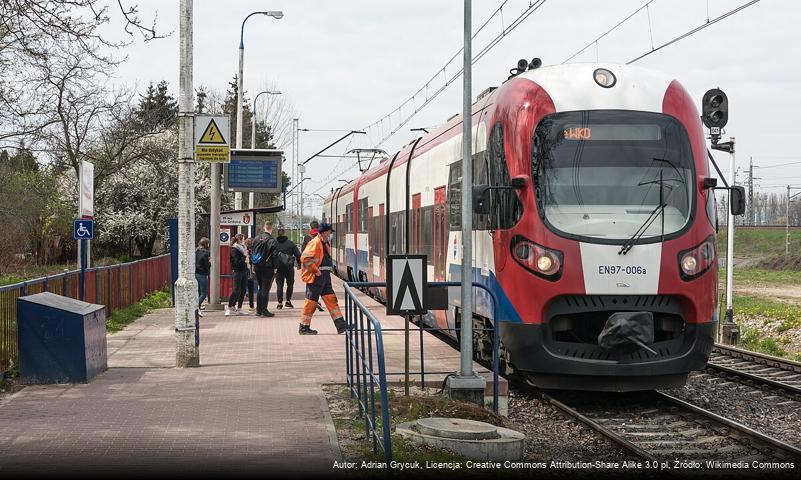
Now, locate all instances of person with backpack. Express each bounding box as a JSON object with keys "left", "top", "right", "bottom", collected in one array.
[
  {"left": 273, "top": 228, "right": 301, "bottom": 309},
  {"left": 298, "top": 223, "right": 346, "bottom": 335},
  {"left": 250, "top": 220, "right": 278, "bottom": 317},
  {"left": 225, "top": 233, "right": 249, "bottom": 316},
  {"left": 195, "top": 237, "right": 211, "bottom": 317}
]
